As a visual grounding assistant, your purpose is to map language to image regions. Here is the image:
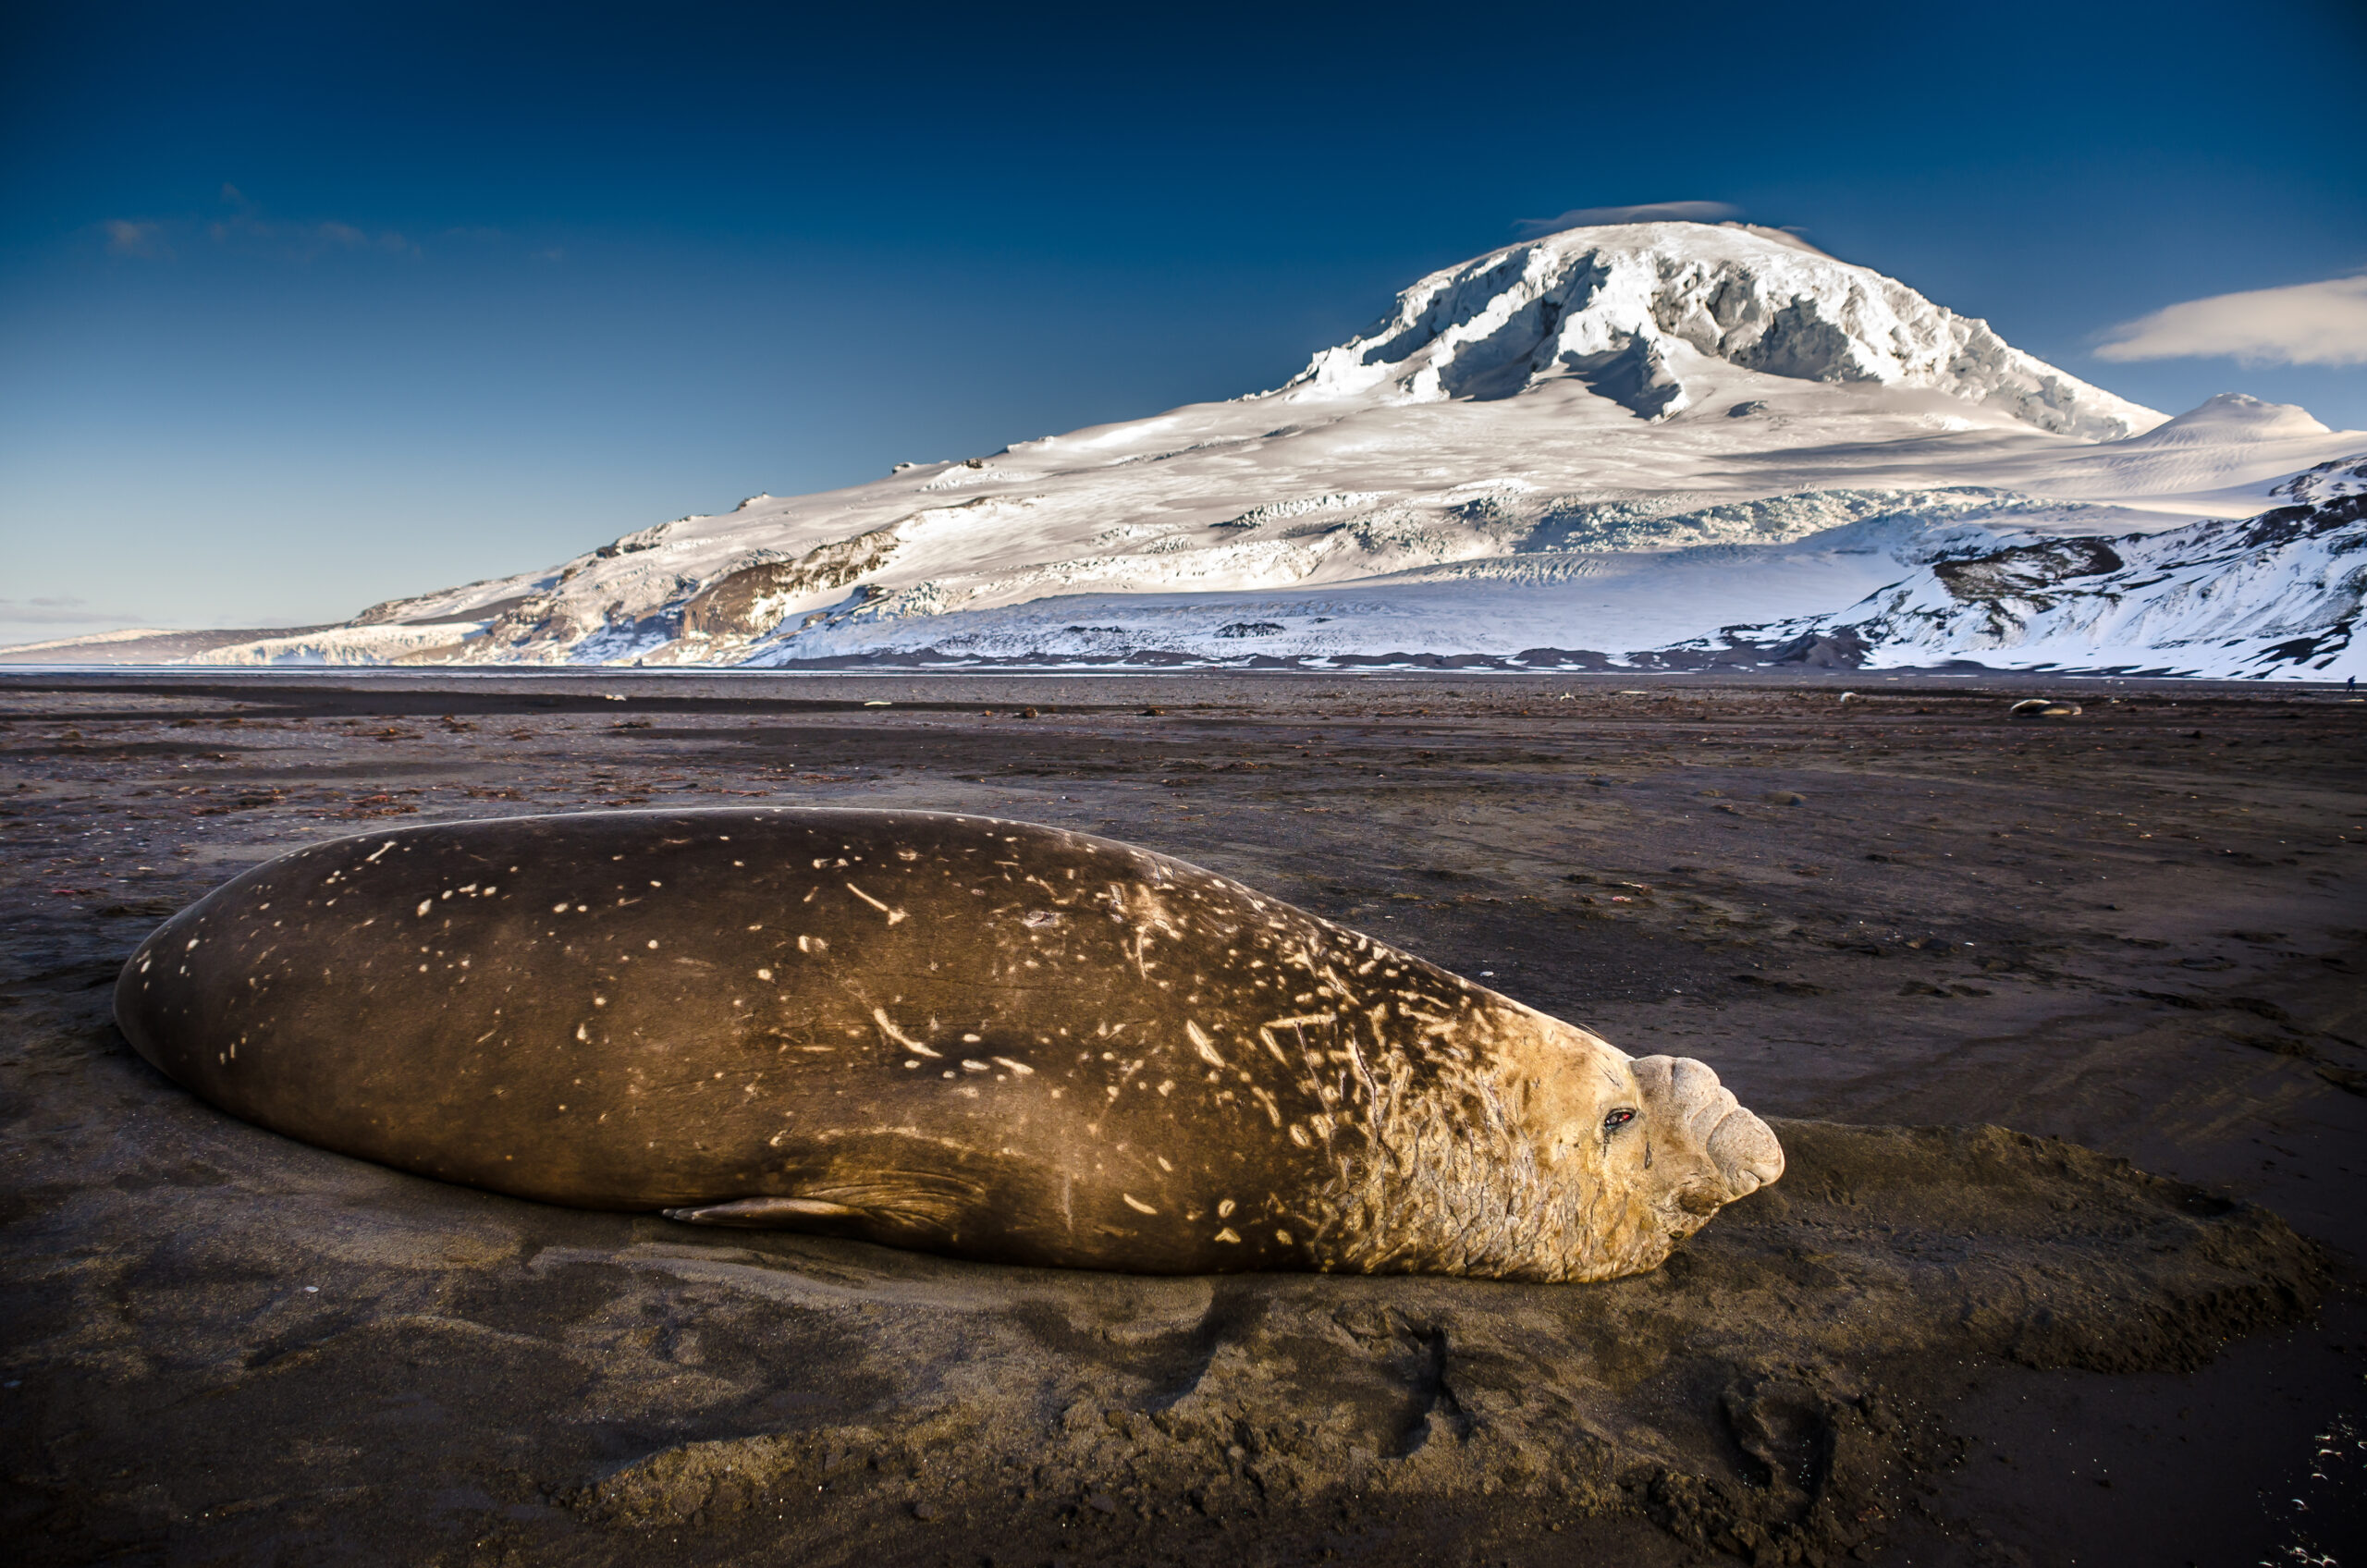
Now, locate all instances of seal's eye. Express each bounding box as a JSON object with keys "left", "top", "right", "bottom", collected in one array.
[{"left": 1602, "top": 1108, "right": 1637, "bottom": 1132}]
